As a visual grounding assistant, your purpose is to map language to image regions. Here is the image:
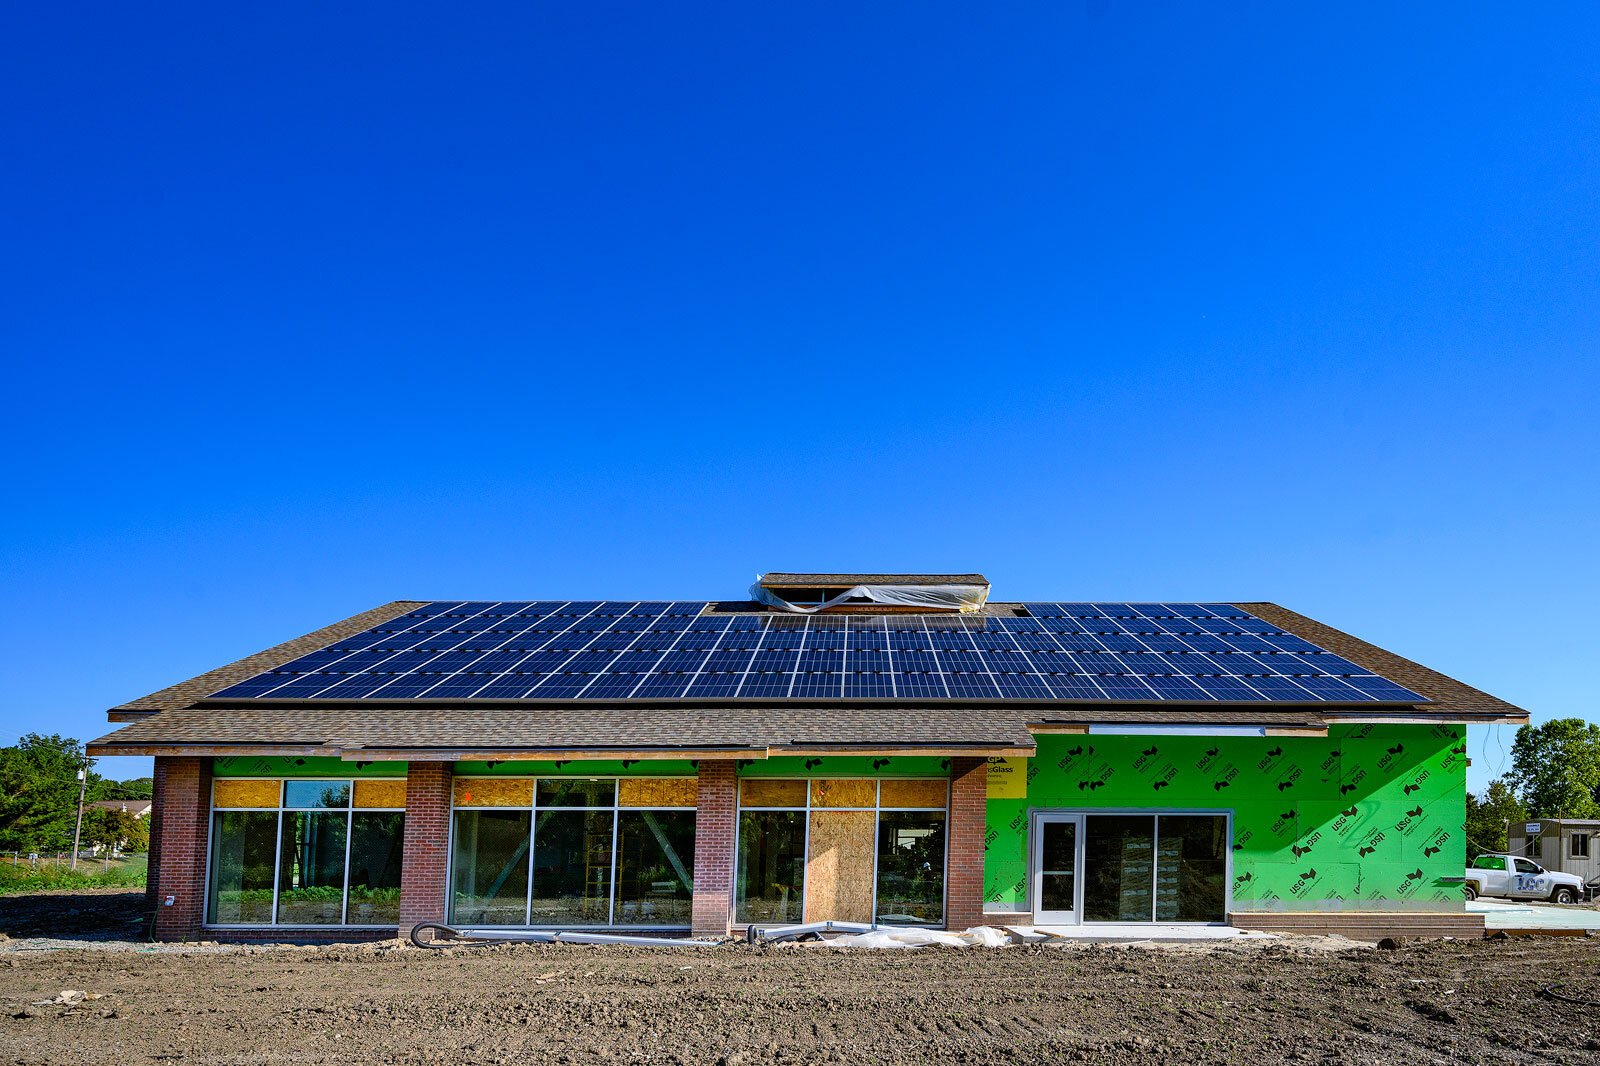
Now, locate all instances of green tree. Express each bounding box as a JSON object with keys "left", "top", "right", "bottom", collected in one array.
[
  {"left": 83, "top": 807, "right": 149, "bottom": 853},
  {"left": 1465, "top": 778, "right": 1524, "bottom": 854},
  {"left": 1506, "top": 718, "right": 1600, "bottom": 818},
  {"left": 0, "top": 734, "right": 99, "bottom": 852}
]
